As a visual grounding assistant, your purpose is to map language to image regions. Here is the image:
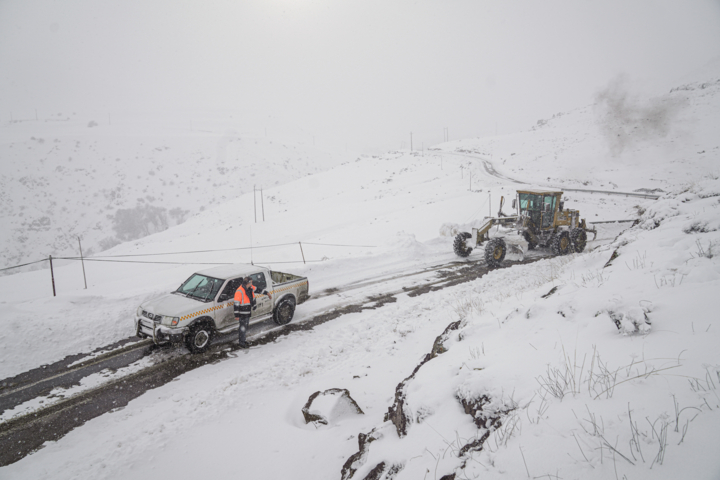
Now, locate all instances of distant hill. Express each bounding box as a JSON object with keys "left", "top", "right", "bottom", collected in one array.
[{"left": 0, "top": 116, "right": 354, "bottom": 270}]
